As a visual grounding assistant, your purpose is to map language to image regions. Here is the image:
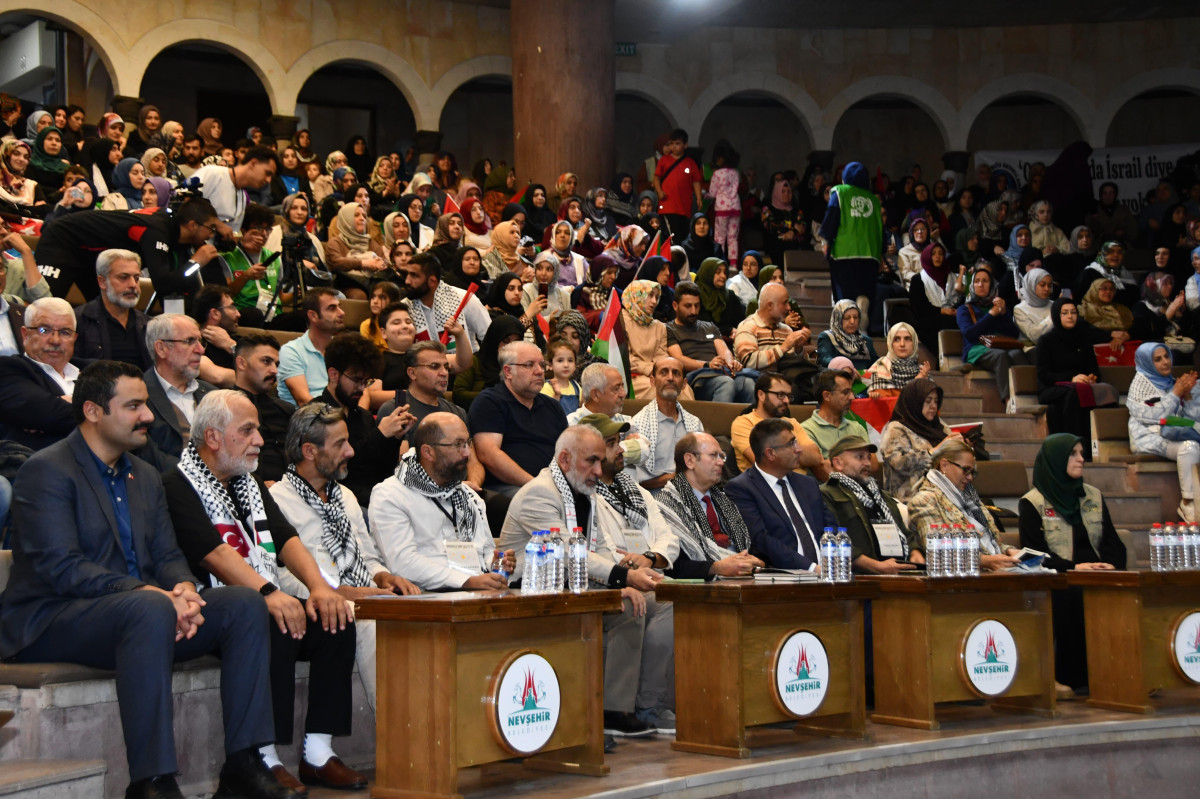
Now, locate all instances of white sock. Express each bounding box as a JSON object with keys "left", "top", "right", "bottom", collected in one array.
[
  {"left": 303, "top": 733, "right": 335, "bottom": 767},
  {"left": 258, "top": 744, "right": 282, "bottom": 769}
]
